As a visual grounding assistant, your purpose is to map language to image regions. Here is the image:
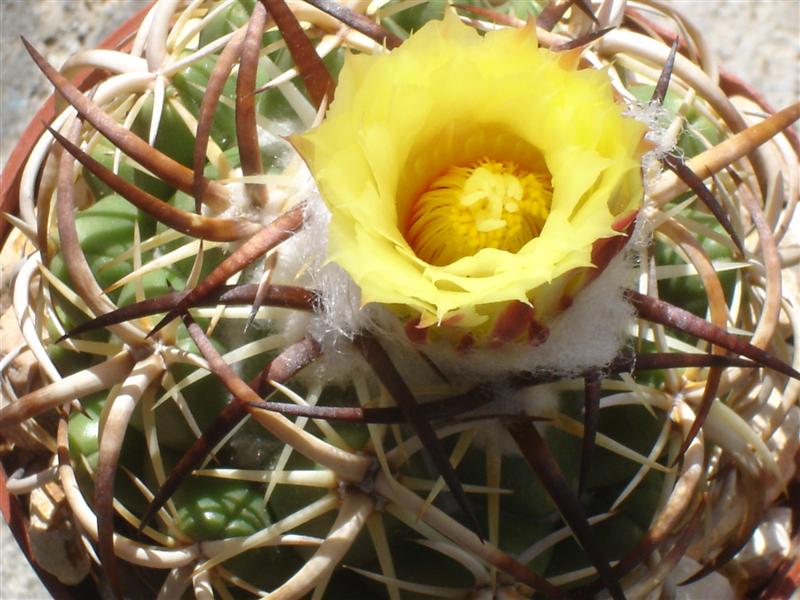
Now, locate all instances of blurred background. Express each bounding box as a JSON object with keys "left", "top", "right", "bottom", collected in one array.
[{"left": 1, "top": 1, "right": 798, "bottom": 598}]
